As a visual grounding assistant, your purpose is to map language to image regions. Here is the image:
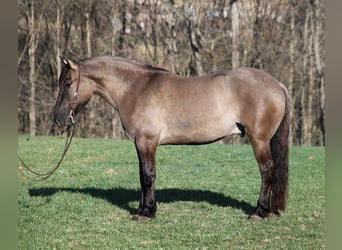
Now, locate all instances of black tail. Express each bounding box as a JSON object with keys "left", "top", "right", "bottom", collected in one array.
[{"left": 270, "top": 85, "right": 290, "bottom": 211}]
